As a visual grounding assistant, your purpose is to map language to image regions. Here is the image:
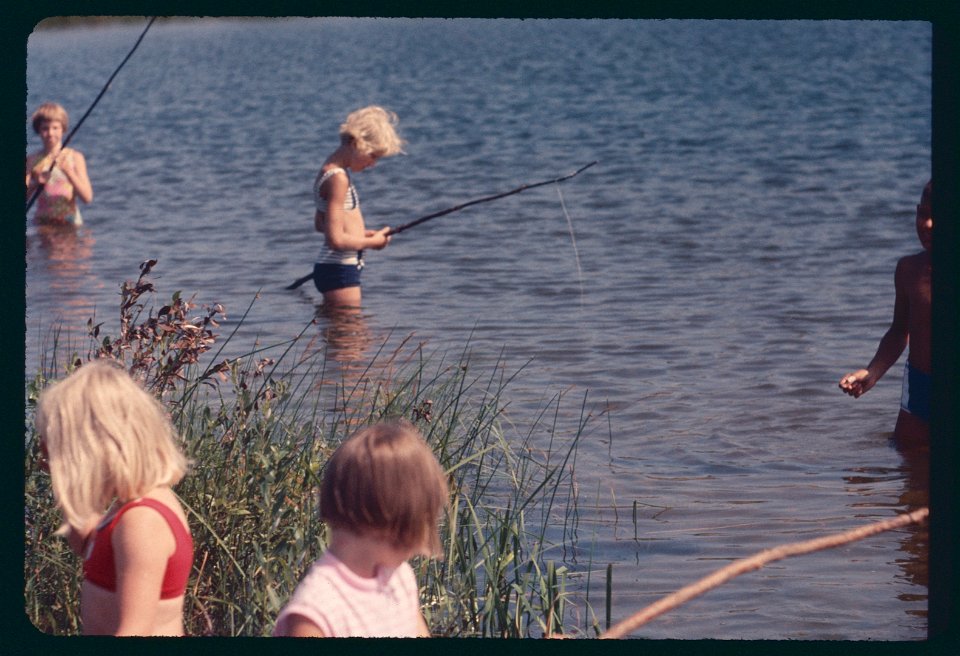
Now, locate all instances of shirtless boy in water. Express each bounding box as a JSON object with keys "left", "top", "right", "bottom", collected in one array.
[{"left": 839, "top": 180, "right": 932, "bottom": 442}]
